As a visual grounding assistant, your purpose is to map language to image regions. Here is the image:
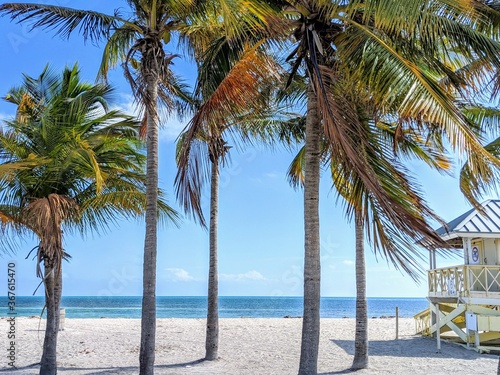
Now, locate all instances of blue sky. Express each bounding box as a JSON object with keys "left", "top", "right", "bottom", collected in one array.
[{"left": 0, "top": 0, "right": 484, "bottom": 298}]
